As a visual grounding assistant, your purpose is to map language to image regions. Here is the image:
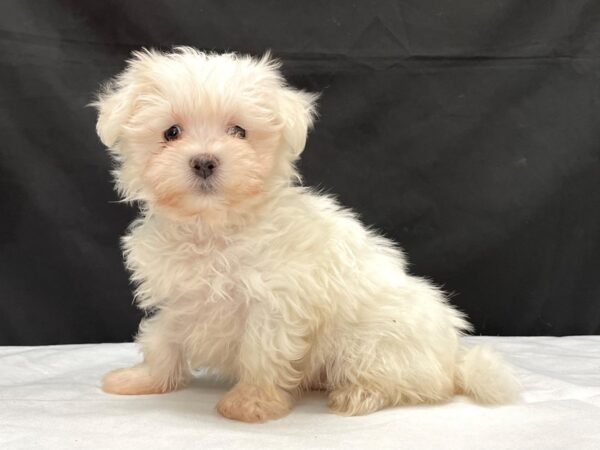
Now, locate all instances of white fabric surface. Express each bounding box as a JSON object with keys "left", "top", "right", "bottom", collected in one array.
[{"left": 1, "top": 336, "right": 599, "bottom": 449}]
